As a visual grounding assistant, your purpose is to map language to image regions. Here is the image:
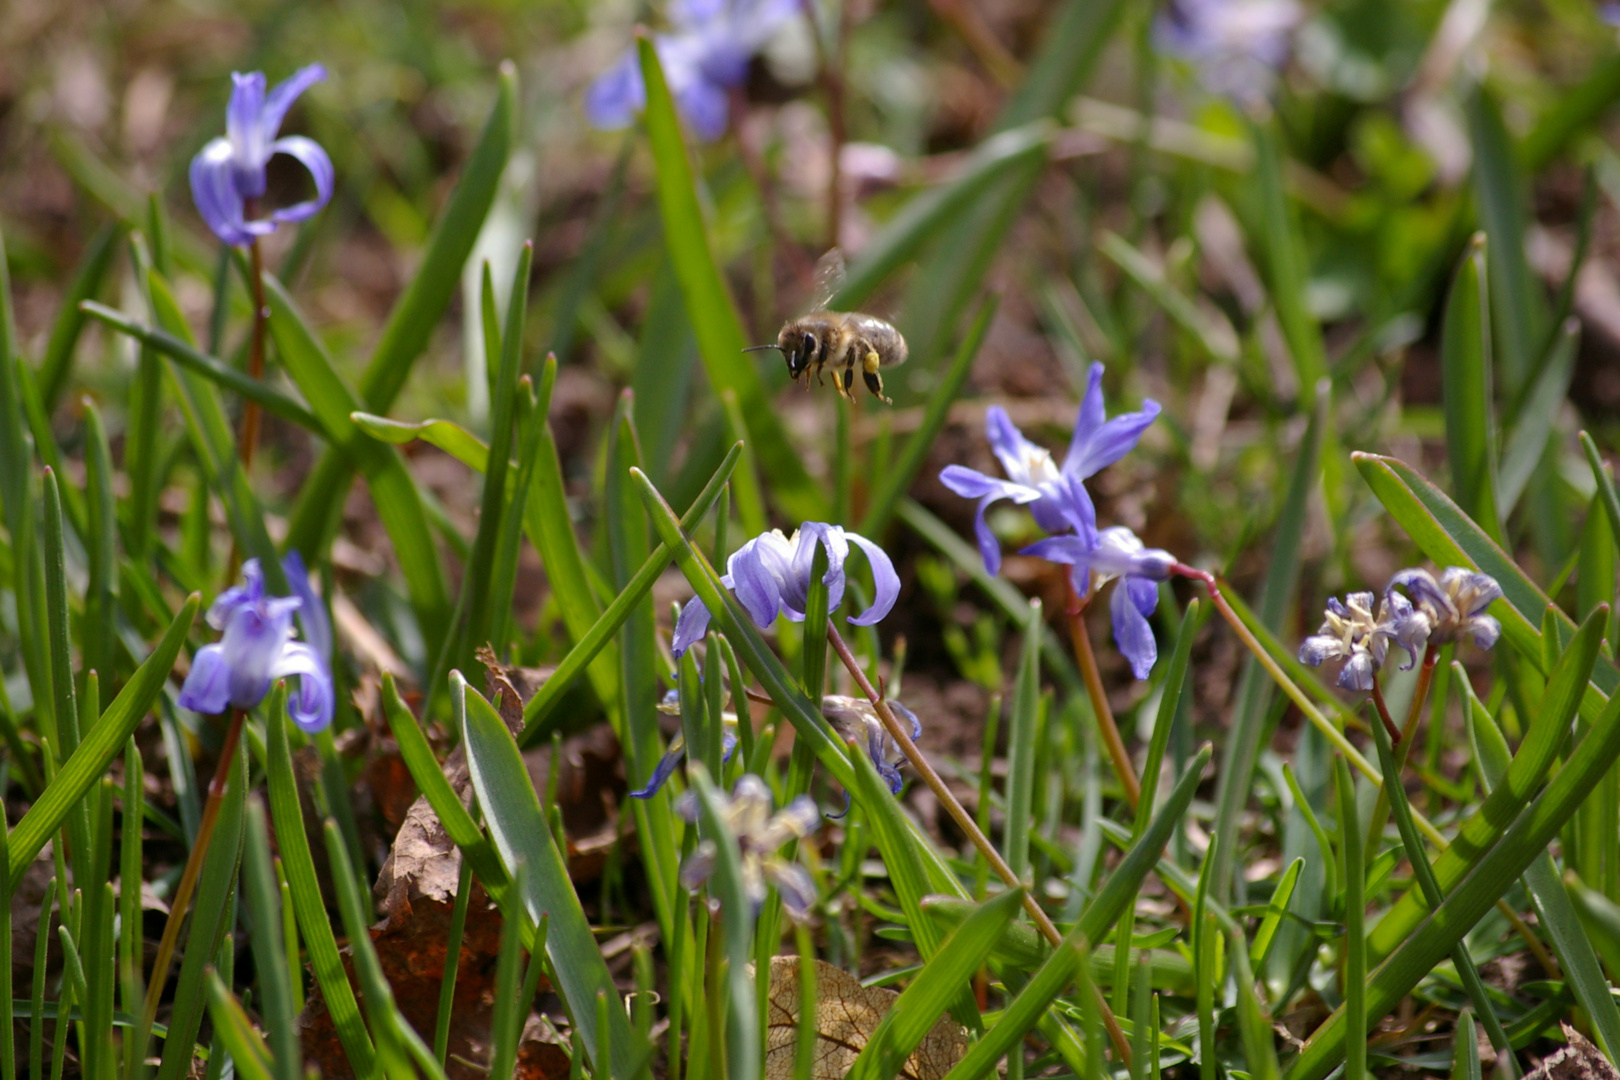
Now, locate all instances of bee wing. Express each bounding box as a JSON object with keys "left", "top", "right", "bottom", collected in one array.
[{"left": 808, "top": 247, "right": 847, "bottom": 312}]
